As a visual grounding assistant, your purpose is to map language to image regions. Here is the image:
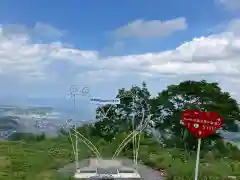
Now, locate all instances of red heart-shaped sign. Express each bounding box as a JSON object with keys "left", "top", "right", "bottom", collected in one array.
[{"left": 182, "top": 110, "right": 224, "bottom": 138}]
